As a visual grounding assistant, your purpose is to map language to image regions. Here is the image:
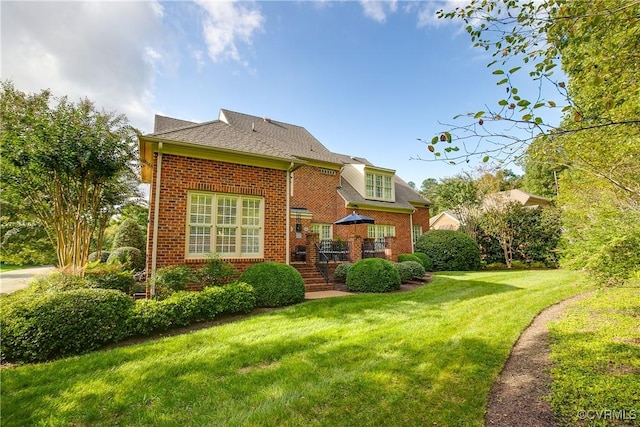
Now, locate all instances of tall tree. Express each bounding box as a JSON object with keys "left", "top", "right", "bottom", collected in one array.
[
  {"left": 0, "top": 82, "right": 140, "bottom": 275},
  {"left": 422, "top": 0, "right": 640, "bottom": 283}
]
